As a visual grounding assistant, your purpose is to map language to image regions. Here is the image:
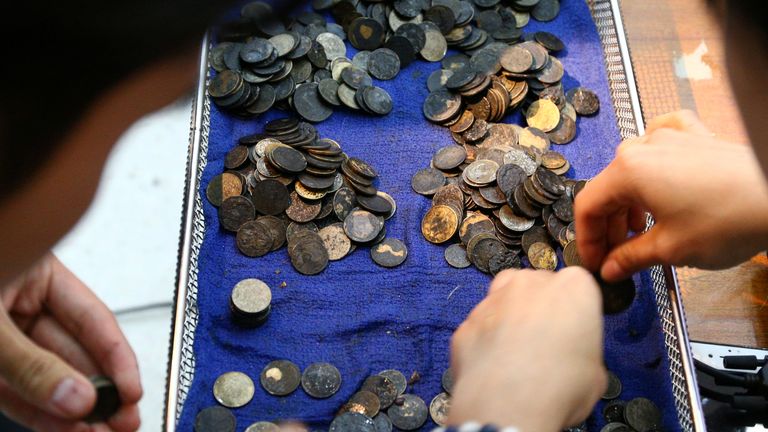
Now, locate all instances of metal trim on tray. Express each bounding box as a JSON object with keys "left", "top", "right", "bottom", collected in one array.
[{"left": 164, "top": 1, "right": 705, "bottom": 430}]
